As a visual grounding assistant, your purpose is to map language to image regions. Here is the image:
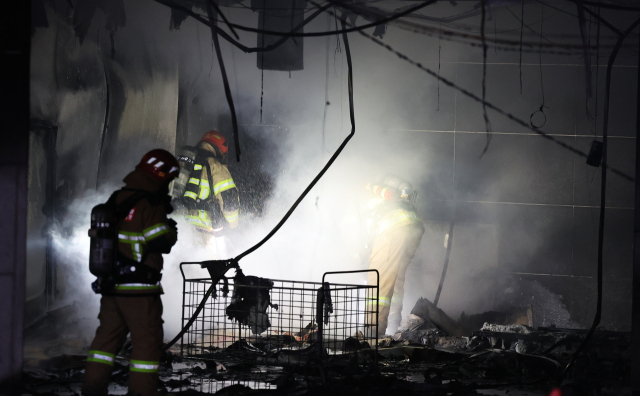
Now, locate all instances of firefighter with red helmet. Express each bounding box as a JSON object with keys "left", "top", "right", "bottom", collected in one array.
[
  {"left": 361, "top": 173, "right": 424, "bottom": 336},
  {"left": 82, "top": 149, "right": 179, "bottom": 396},
  {"left": 179, "top": 130, "right": 240, "bottom": 256}
]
